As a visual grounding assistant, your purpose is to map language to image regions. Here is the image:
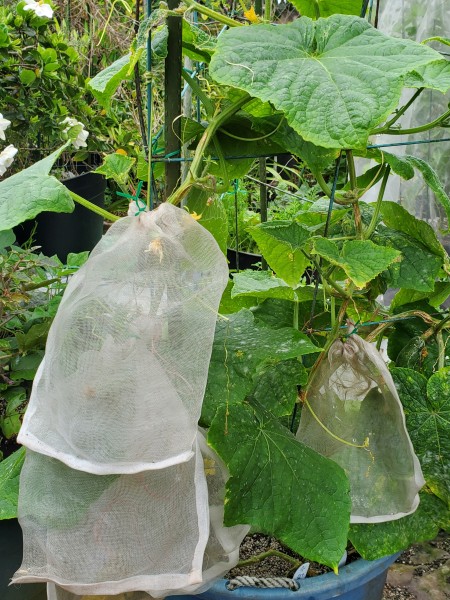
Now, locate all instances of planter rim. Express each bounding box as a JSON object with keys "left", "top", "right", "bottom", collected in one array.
[{"left": 196, "top": 553, "right": 401, "bottom": 599}]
